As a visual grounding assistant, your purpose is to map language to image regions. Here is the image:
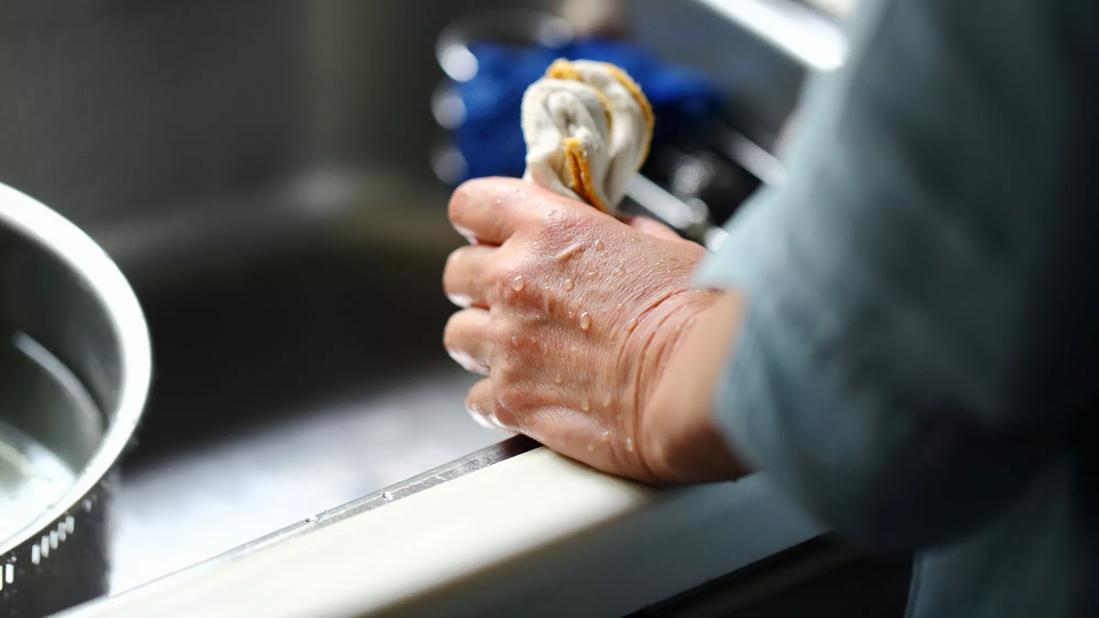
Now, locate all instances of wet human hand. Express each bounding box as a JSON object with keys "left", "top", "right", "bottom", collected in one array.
[{"left": 442, "top": 177, "right": 744, "bottom": 484}]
